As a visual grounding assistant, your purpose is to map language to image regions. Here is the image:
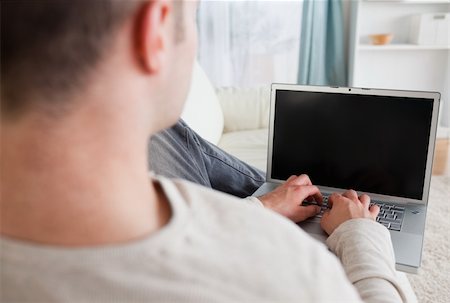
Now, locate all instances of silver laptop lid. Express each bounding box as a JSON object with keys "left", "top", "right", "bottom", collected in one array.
[{"left": 267, "top": 84, "right": 440, "bottom": 205}]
